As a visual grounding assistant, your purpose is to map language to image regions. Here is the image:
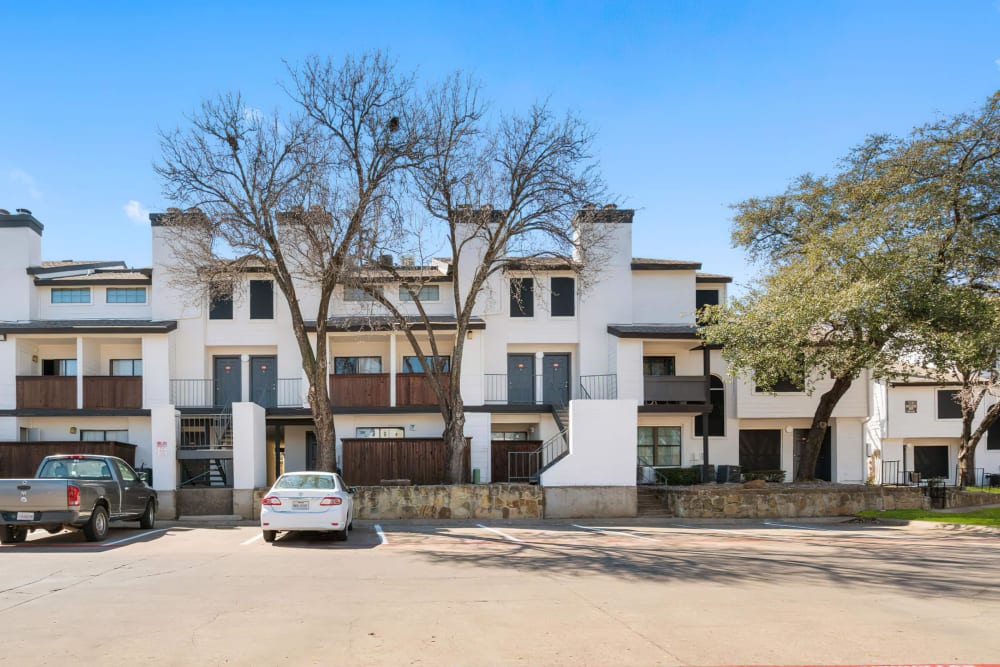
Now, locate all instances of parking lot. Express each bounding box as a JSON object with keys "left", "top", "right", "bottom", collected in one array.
[{"left": 2, "top": 518, "right": 999, "bottom": 666}]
